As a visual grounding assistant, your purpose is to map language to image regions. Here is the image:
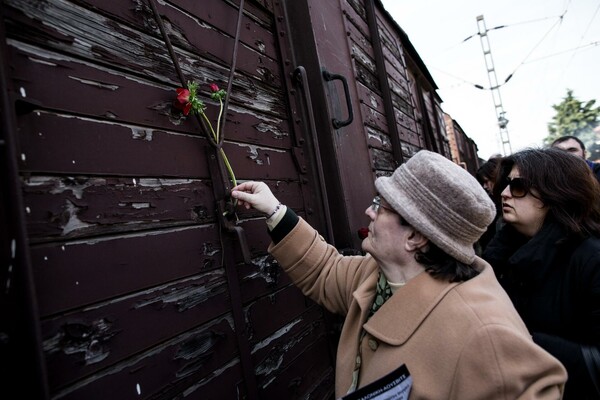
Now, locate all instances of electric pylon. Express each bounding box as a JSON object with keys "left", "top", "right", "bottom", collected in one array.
[{"left": 476, "top": 15, "right": 512, "bottom": 156}]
